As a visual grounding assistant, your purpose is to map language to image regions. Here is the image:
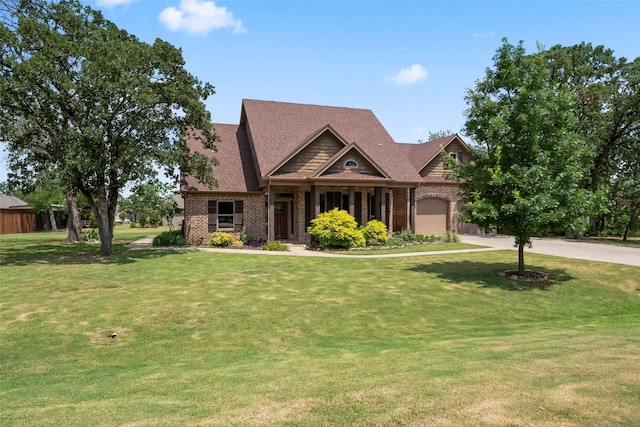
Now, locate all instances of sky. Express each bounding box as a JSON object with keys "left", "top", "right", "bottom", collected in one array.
[{"left": 1, "top": 0, "right": 639, "bottom": 184}]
